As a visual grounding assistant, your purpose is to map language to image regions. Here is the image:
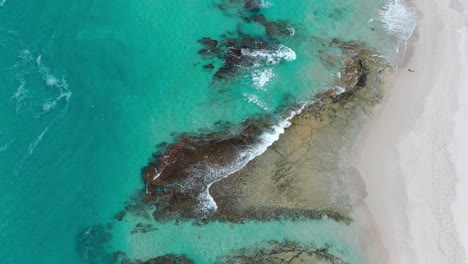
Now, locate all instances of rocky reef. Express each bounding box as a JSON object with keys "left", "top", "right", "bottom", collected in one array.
[
  {"left": 197, "top": 0, "right": 295, "bottom": 81},
  {"left": 141, "top": 39, "right": 389, "bottom": 223},
  {"left": 115, "top": 242, "right": 345, "bottom": 264},
  {"left": 216, "top": 241, "right": 346, "bottom": 264},
  {"left": 209, "top": 43, "right": 387, "bottom": 222},
  {"left": 141, "top": 117, "right": 274, "bottom": 220}
]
